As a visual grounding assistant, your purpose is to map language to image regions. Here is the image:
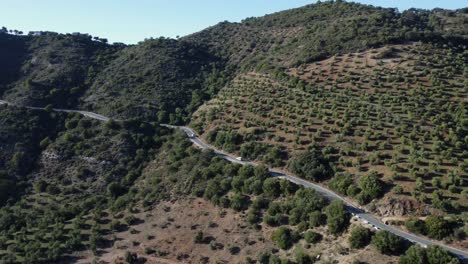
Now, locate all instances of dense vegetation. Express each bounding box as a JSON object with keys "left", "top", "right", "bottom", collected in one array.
[
  {"left": 0, "top": 106, "right": 65, "bottom": 204},
  {"left": 0, "top": 30, "right": 231, "bottom": 123},
  {"left": 187, "top": 1, "right": 467, "bottom": 68},
  {"left": 0, "top": 105, "right": 170, "bottom": 262}
]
